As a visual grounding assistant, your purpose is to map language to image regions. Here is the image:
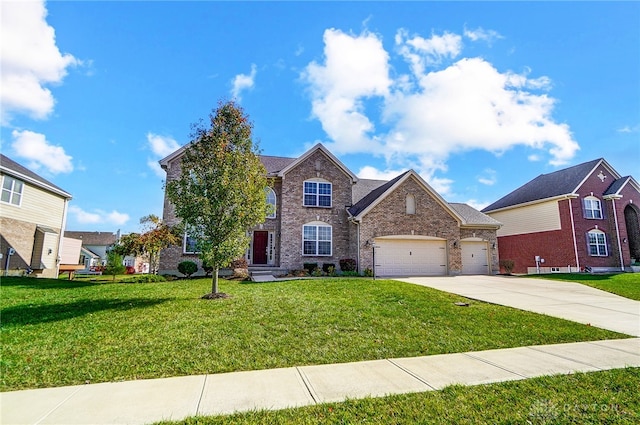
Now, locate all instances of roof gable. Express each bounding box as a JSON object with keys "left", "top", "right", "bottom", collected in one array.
[
  {"left": 604, "top": 176, "right": 640, "bottom": 197},
  {"left": 0, "top": 154, "right": 72, "bottom": 199},
  {"left": 348, "top": 170, "right": 464, "bottom": 224},
  {"left": 482, "top": 158, "right": 614, "bottom": 213},
  {"left": 277, "top": 143, "right": 358, "bottom": 183}
]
